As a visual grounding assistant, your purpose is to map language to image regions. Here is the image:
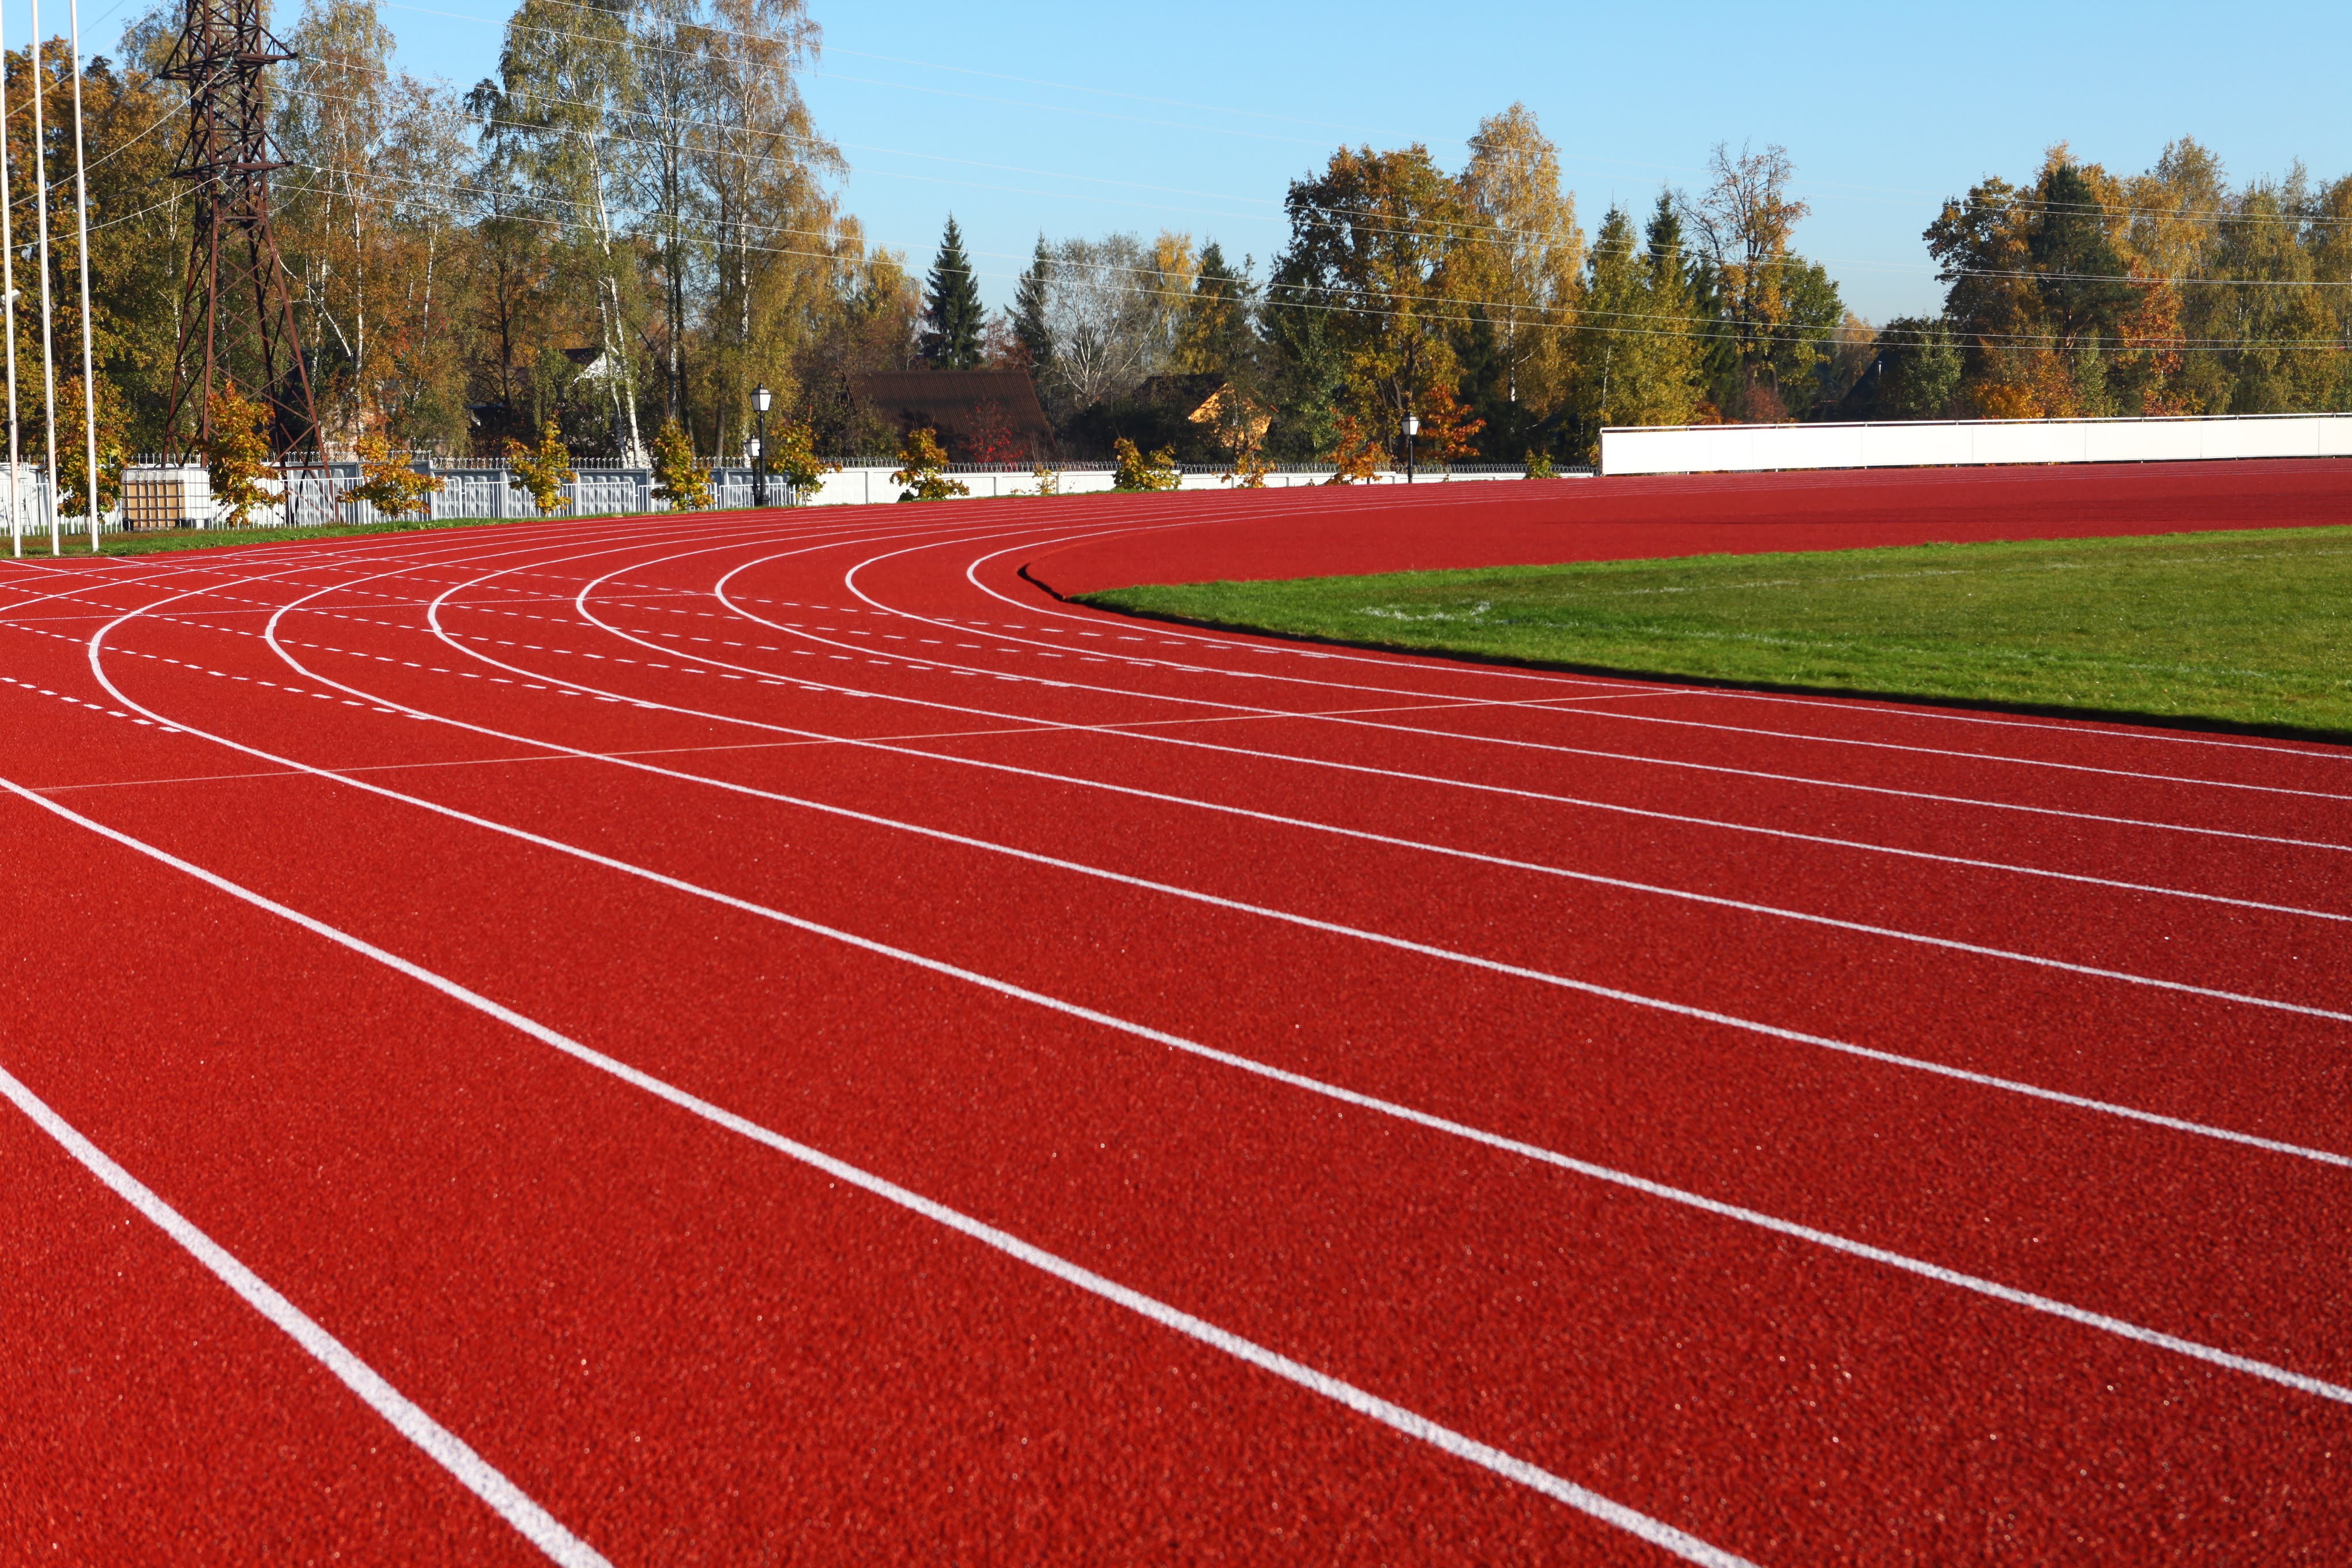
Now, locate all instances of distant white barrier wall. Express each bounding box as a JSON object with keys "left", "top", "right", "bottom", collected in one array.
[
  {"left": 87, "top": 459, "right": 1544, "bottom": 535},
  {"left": 802, "top": 463, "right": 1534, "bottom": 506},
  {"left": 1600, "top": 412, "right": 2352, "bottom": 477}
]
